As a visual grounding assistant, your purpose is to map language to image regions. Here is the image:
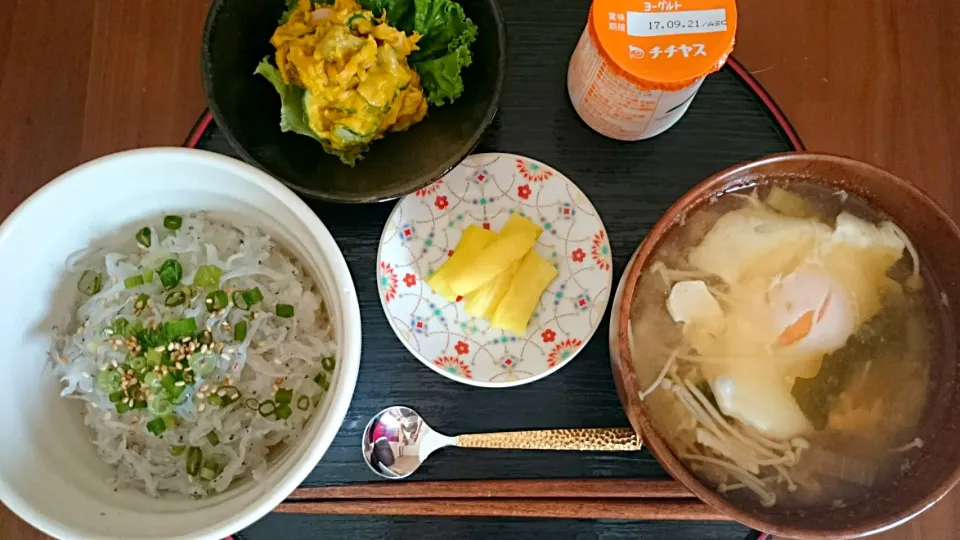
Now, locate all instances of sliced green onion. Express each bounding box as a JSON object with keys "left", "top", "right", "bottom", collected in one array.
[
  {"left": 321, "top": 356, "right": 336, "bottom": 372},
  {"left": 158, "top": 259, "right": 183, "bottom": 290},
  {"left": 276, "top": 304, "right": 295, "bottom": 318},
  {"left": 169, "top": 445, "right": 186, "bottom": 456},
  {"left": 164, "top": 290, "right": 186, "bottom": 307},
  {"left": 162, "top": 415, "right": 177, "bottom": 429},
  {"left": 123, "top": 275, "right": 144, "bottom": 289},
  {"left": 232, "top": 287, "right": 264, "bottom": 310},
  {"left": 142, "top": 268, "right": 154, "bottom": 283},
  {"left": 144, "top": 371, "right": 161, "bottom": 389},
  {"left": 274, "top": 403, "right": 293, "bottom": 420},
  {"left": 136, "top": 227, "right": 152, "bottom": 248},
  {"left": 208, "top": 394, "right": 223, "bottom": 407},
  {"left": 149, "top": 394, "right": 173, "bottom": 416},
  {"left": 200, "top": 459, "right": 219, "bottom": 480},
  {"left": 245, "top": 287, "right": 264, "bottom": 305},
  {"left": 108, "top": 391, "right": 125, "bottom": 403},
  {"left": 258, "top": 400, "right": 276, "bottom": 417},
  {"left": 134, "top": 293, "right": 150, "bottom": 312},
  {"left": 205, "top": 290, "right": 228, "bottom": 312},
  {"left": 206, "top": 431, "right": 220, "bottom": 446},
  {"left": 198, "top": 329, "right": 213, "bottom": 345},
  {"left": 186, "top": 447, "right": 202, "bottom": 476},
  {"left": 130, "top": 356, "right": 148, "bottom": 372},
  {"left": 314, "top": 372, "right": 329, "bottom": 391},
  {"left": 78, "top": 270, "right": 103, "bottom": 295},
  {"left": 160, "top": 373, "right": 177, "bottom": 394},
  {"left": 297, "top": 395, "right": 310, "bottom": 411},
  {"left": 234, "top": 320, "right": 247, "bottom": 341},
  {"left": 162, "top": 317, "right": 196, "bottom": 340},
  {"left": 116, "top": 401, "right": 132, "bottom": 414},
  {"left": 220, "top": 386, "right": 241, "bottom": 404},
  {"left": 312, "top": 395, "right": 322, "bottom": 408},
  {"left": 193, "top": 265, "right": 222, "bottom": 288},
  {"left": 275, "top": 388, "right": 292, "bottom": 405},
  {"left": 163, "top": 215, "right": 183, "bottom": 230},
  {"left": 245, "top": 398, "right": 260, "bottom": 410},
  {"left": 146, "top": 417, "right": 166, "bottom": 435},
  {"left": 112, "top": 317, "right": 130, "bottom": 336},
  {"left": 96, "top": 370, "right": 122, "bottom": 393},
  {"left": 188, "top": 353, "right": 219, "bottom": 377},
  {"left": 145, "top": 349, "right": 163, "bottom": 367},
  {"left": 132, "top": 399, "right": 147, "bottom": 410}
]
